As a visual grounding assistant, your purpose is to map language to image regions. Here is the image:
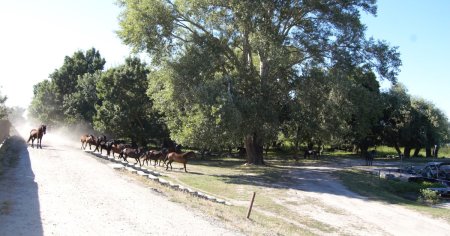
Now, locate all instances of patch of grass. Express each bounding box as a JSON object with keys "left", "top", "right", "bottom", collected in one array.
[
  {"left": 123, "top": 170, "right": 314, "bottom": 236},
  {"left": 336, "top": 169, "right": 450, "bottom": 222}
]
